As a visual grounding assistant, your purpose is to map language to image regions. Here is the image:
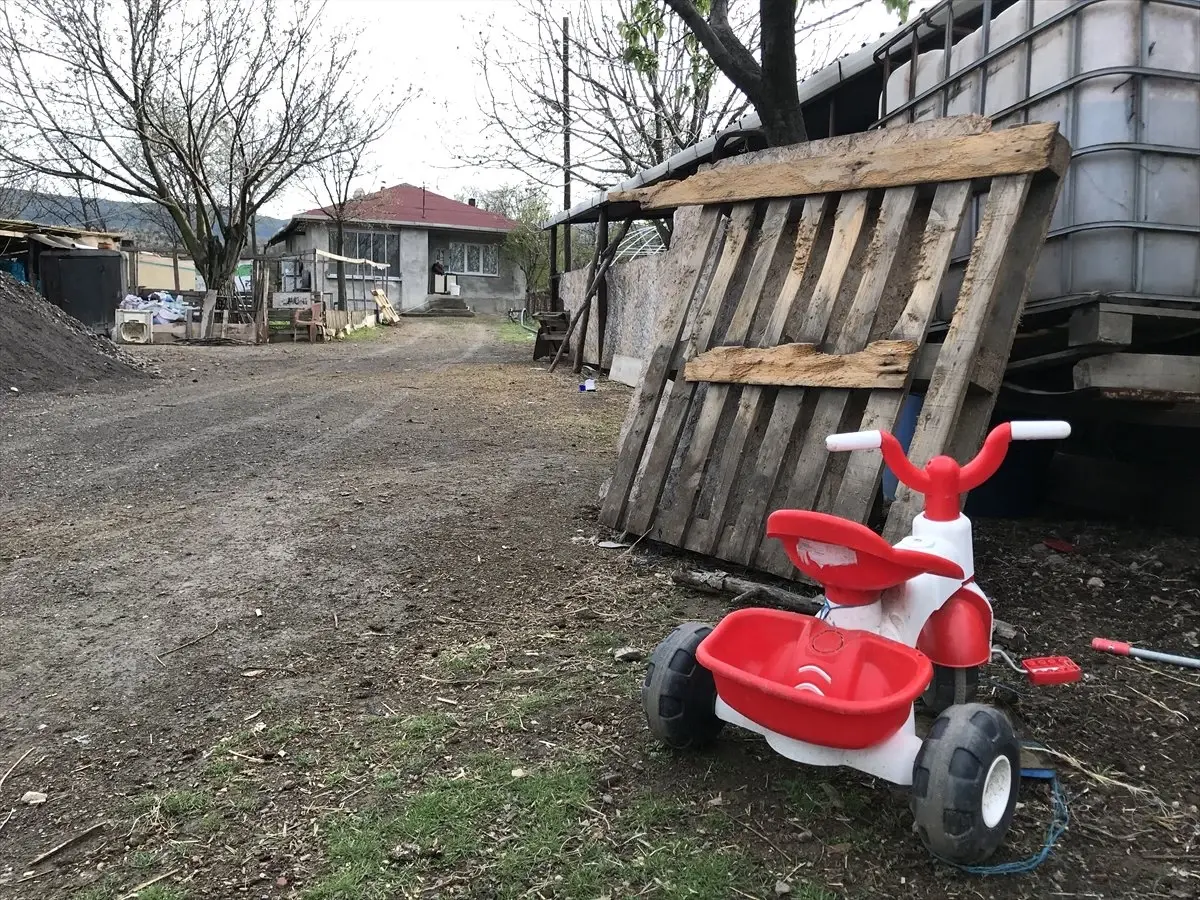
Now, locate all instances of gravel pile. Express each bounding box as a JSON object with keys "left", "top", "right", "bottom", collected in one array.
[{"left": 0, "top": 272, "right": 151, "bottom": 395}]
